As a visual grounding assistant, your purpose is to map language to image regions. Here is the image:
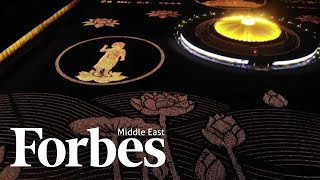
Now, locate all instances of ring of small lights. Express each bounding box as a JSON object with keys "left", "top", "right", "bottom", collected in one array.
[{"left": 175, "top": 12, "right": 320, "bottom": 71}]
